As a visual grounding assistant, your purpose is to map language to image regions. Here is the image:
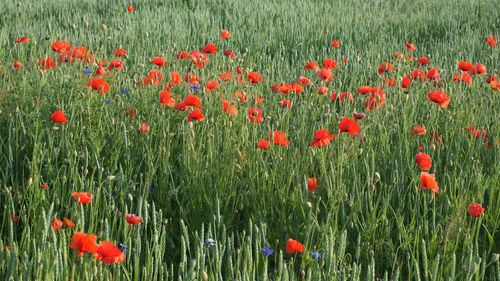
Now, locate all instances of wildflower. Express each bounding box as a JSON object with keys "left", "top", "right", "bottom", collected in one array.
[
  {"left": 105, "top": 98, "right": 112, "bottom": 105},
  {"left": 204, "top": 239, "right": 215, "bottom": 246},
  {"left": 286, "top": 239, "right": 304, "bottom": 254},
  {"left": 70, "top": 232, "right": 98, "bottom": 258},
  {"left": 50, "top": 110, "right": 69, "bottom": 123},
  {"left": 261, "top": 248, "right": 274, "bottom": 255},
  {"left": 83, "top": 69, "right": 93, "bottom": 75},
  {"left": 96, "top": 241, "right": 126, "bottom": 264},
  {"left": 311, "top": 252, "right": 322, "bottom": 259},
  {"left": 190, "top": 84, "right": 201, "bottom": 90},
  {"left": 307, "top": 178, "right": 320, "bottom": 192},
  {"left": 467, "top": 203, "right": 485, "bottom": 217},
  {"left": 121, "top": 89, "right": 130, "bottom": 94},
  {"left": 125, "top": 214, "right": 143, "bottom": 224},
  {"left": 119, "top": 243, "right": 128, "bottom": 255},
  {"left": 72, "top": 192, "right": 93, "bottom": 205}
]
